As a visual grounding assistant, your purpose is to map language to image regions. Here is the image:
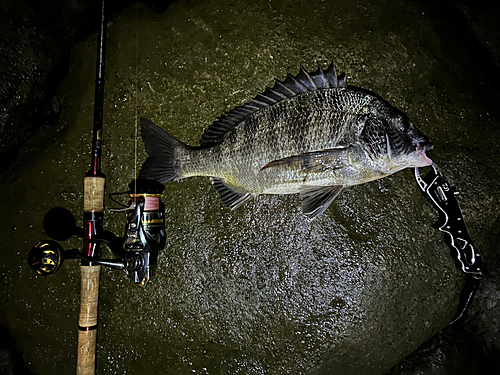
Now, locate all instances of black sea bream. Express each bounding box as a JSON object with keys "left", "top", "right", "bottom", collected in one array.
[{"left": 139, "top": 63, "right": 433, "bottom": 218}]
